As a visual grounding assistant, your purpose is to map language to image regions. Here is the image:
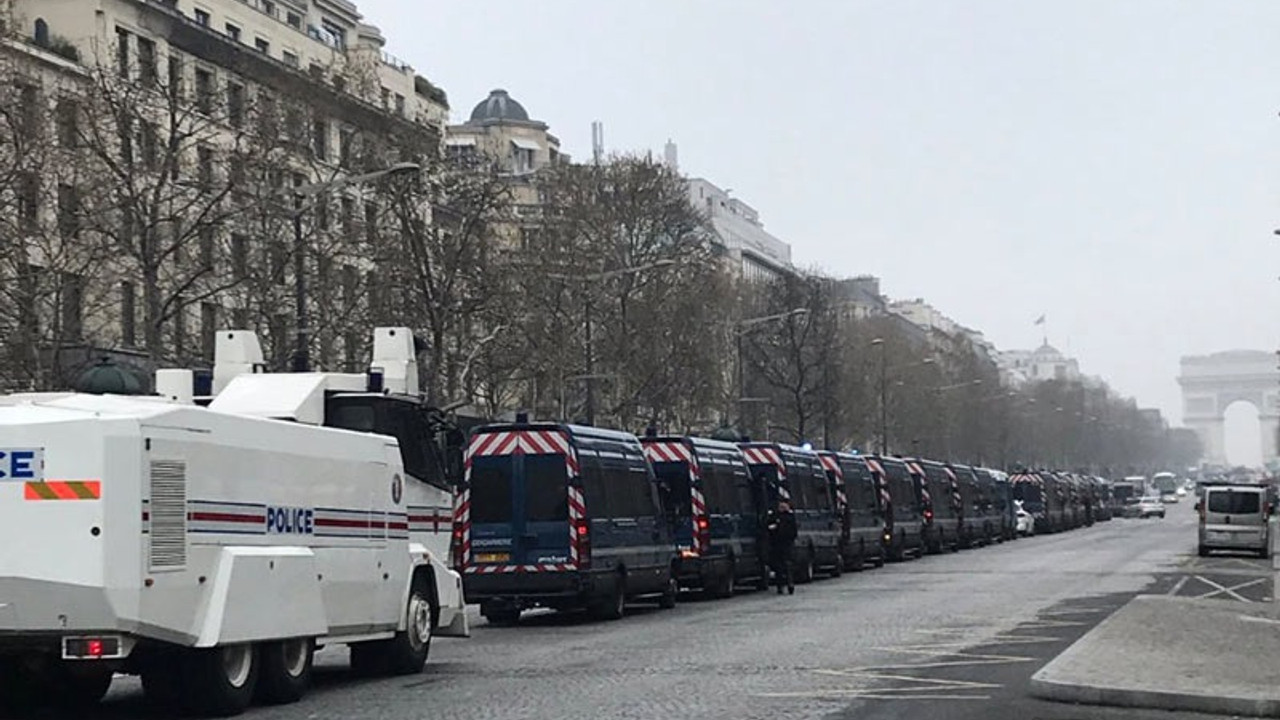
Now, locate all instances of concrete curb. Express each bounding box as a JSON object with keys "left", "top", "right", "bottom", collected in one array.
[{"left": 1030, "top": 674, "right": 1280, "bottom": 718}]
